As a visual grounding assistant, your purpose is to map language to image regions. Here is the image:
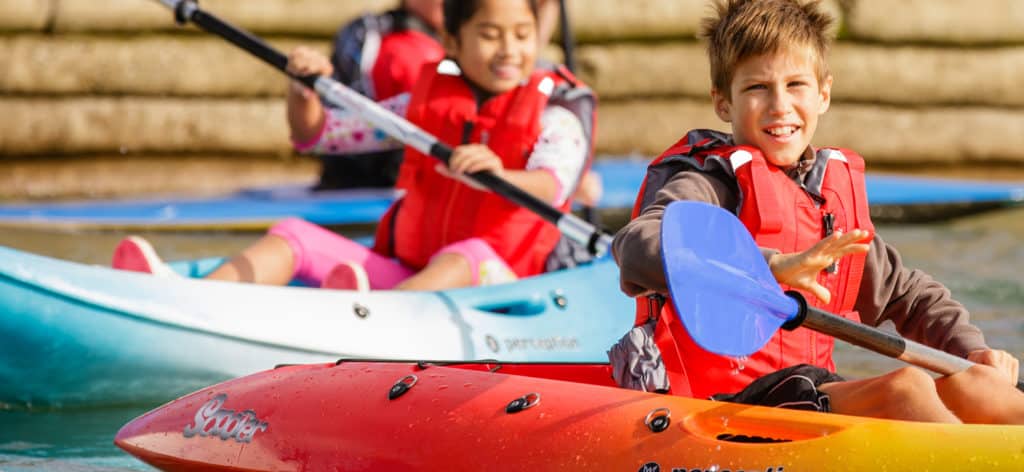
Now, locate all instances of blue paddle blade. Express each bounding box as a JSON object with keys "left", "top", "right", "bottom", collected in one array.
[{"left": 660, "top": 201, "right": 800, "bottom": 357}]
